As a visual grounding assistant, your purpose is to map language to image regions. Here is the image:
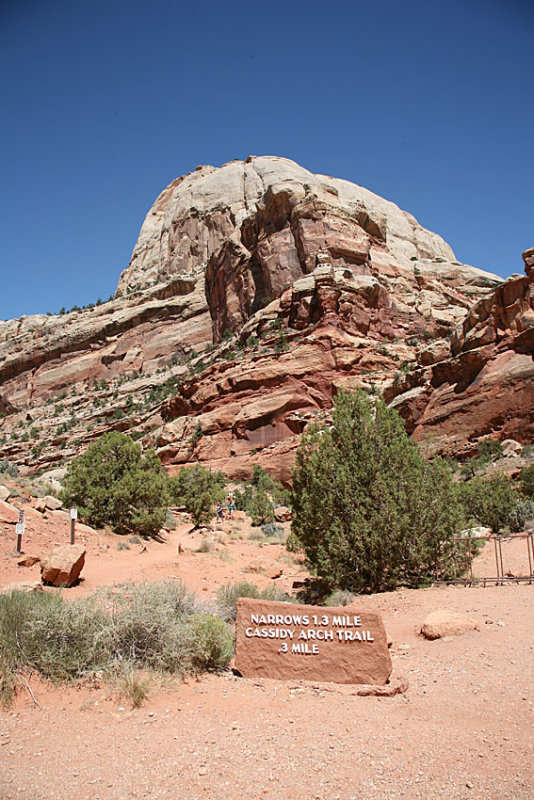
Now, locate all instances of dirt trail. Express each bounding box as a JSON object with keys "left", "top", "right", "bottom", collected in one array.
[{"left": 1, "top": 508, "right": 533, "bottom": 800}]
